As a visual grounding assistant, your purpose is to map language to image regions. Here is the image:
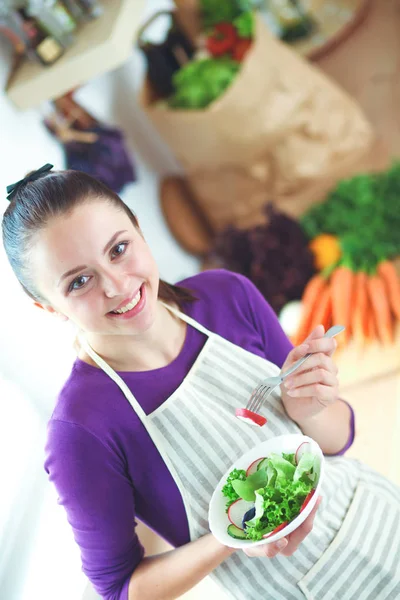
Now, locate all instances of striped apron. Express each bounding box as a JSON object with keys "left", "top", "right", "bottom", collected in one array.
[{"left": 79, "top": 305, "right": 400, "bottom": 599}]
